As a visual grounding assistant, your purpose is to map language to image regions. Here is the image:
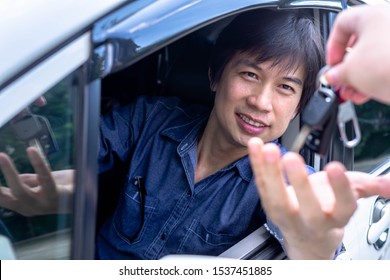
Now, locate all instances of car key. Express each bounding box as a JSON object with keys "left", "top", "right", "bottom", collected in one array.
[
  {"left": 337, "top": 100, "right": 361, "bottom": 148},
  {"left": 11, "top": 114, "right": 58, "bottom": 167},
  {"left": 319, "top": 65, "right": 361, "bottom": 149},
  {"left": 292, "top": 61, "right": 362, "bottom": 156},
  {"left": 11, "top": 114, "right": 42, "bottom": 141},
  {"left": 291, "top": 86, "right": 339, "bottom": 156},
  {"left": 31, "top": 115, "right": 59, "bottom": 156}
]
